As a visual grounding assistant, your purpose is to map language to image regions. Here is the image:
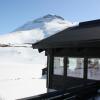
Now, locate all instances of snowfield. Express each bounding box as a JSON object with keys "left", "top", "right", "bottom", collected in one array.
[
  {"left": 0, "top": 47, "right": 47, "bottom": 100},
  {"left": 0, "top": 79, "right": 46, "bottom": 100},
  {"left": 0, "top": 47, "right": 46, "bottom": 66}
]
